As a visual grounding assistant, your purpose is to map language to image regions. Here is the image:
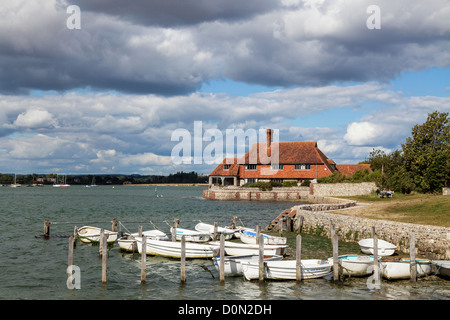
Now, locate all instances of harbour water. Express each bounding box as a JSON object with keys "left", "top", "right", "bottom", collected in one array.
[{"left": 0, "top": 185, "right": 448, "bottom": 301}]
